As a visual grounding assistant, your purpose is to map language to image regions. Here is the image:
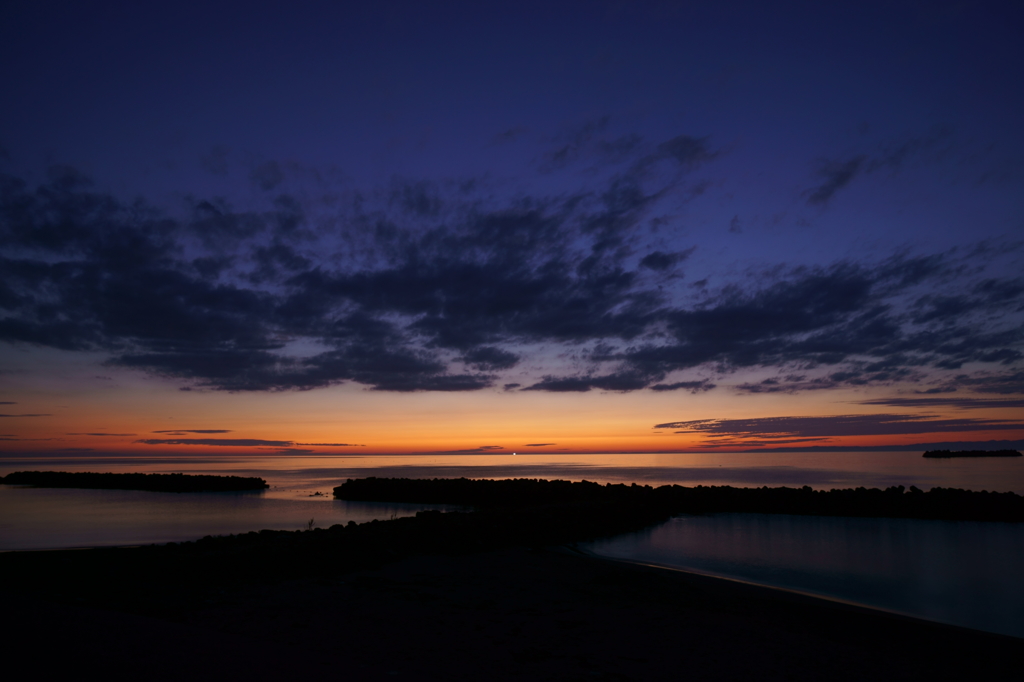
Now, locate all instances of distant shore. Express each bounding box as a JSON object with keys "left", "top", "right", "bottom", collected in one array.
[
  {"left": 922, "top": 449, "right": 1023, "bottom": 458},
  {"left": 0, "top": 470, "right": 269, "bottom": 493}
]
